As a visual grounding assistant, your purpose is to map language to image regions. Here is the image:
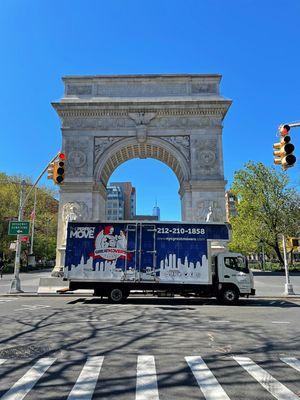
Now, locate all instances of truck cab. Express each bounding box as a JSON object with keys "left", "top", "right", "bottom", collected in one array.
[{"left": 213, "top": 252, "right": 255, "bottom": 304}]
